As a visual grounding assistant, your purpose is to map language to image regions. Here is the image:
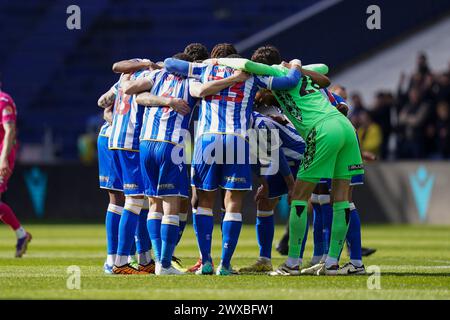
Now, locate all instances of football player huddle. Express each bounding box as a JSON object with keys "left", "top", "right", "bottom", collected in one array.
[{"left": 97, "top": 42, "right": 369, "bottom": 276}]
